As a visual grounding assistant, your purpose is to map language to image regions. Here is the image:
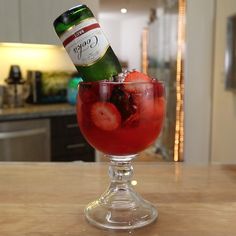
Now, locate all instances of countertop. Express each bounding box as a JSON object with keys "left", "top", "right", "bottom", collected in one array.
[
  {"left": 0, "top": 103, "right": 76, "bottom": 121},
  {"left": 0, "top": 162, "right": 235, "bottom": 235}
]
